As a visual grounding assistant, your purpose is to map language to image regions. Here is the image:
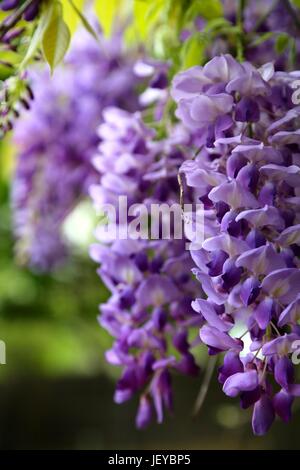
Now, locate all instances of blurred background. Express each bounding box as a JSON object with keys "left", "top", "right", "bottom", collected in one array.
[{"left": 1, "top": 137, "right": 300, "bottom": 450}]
